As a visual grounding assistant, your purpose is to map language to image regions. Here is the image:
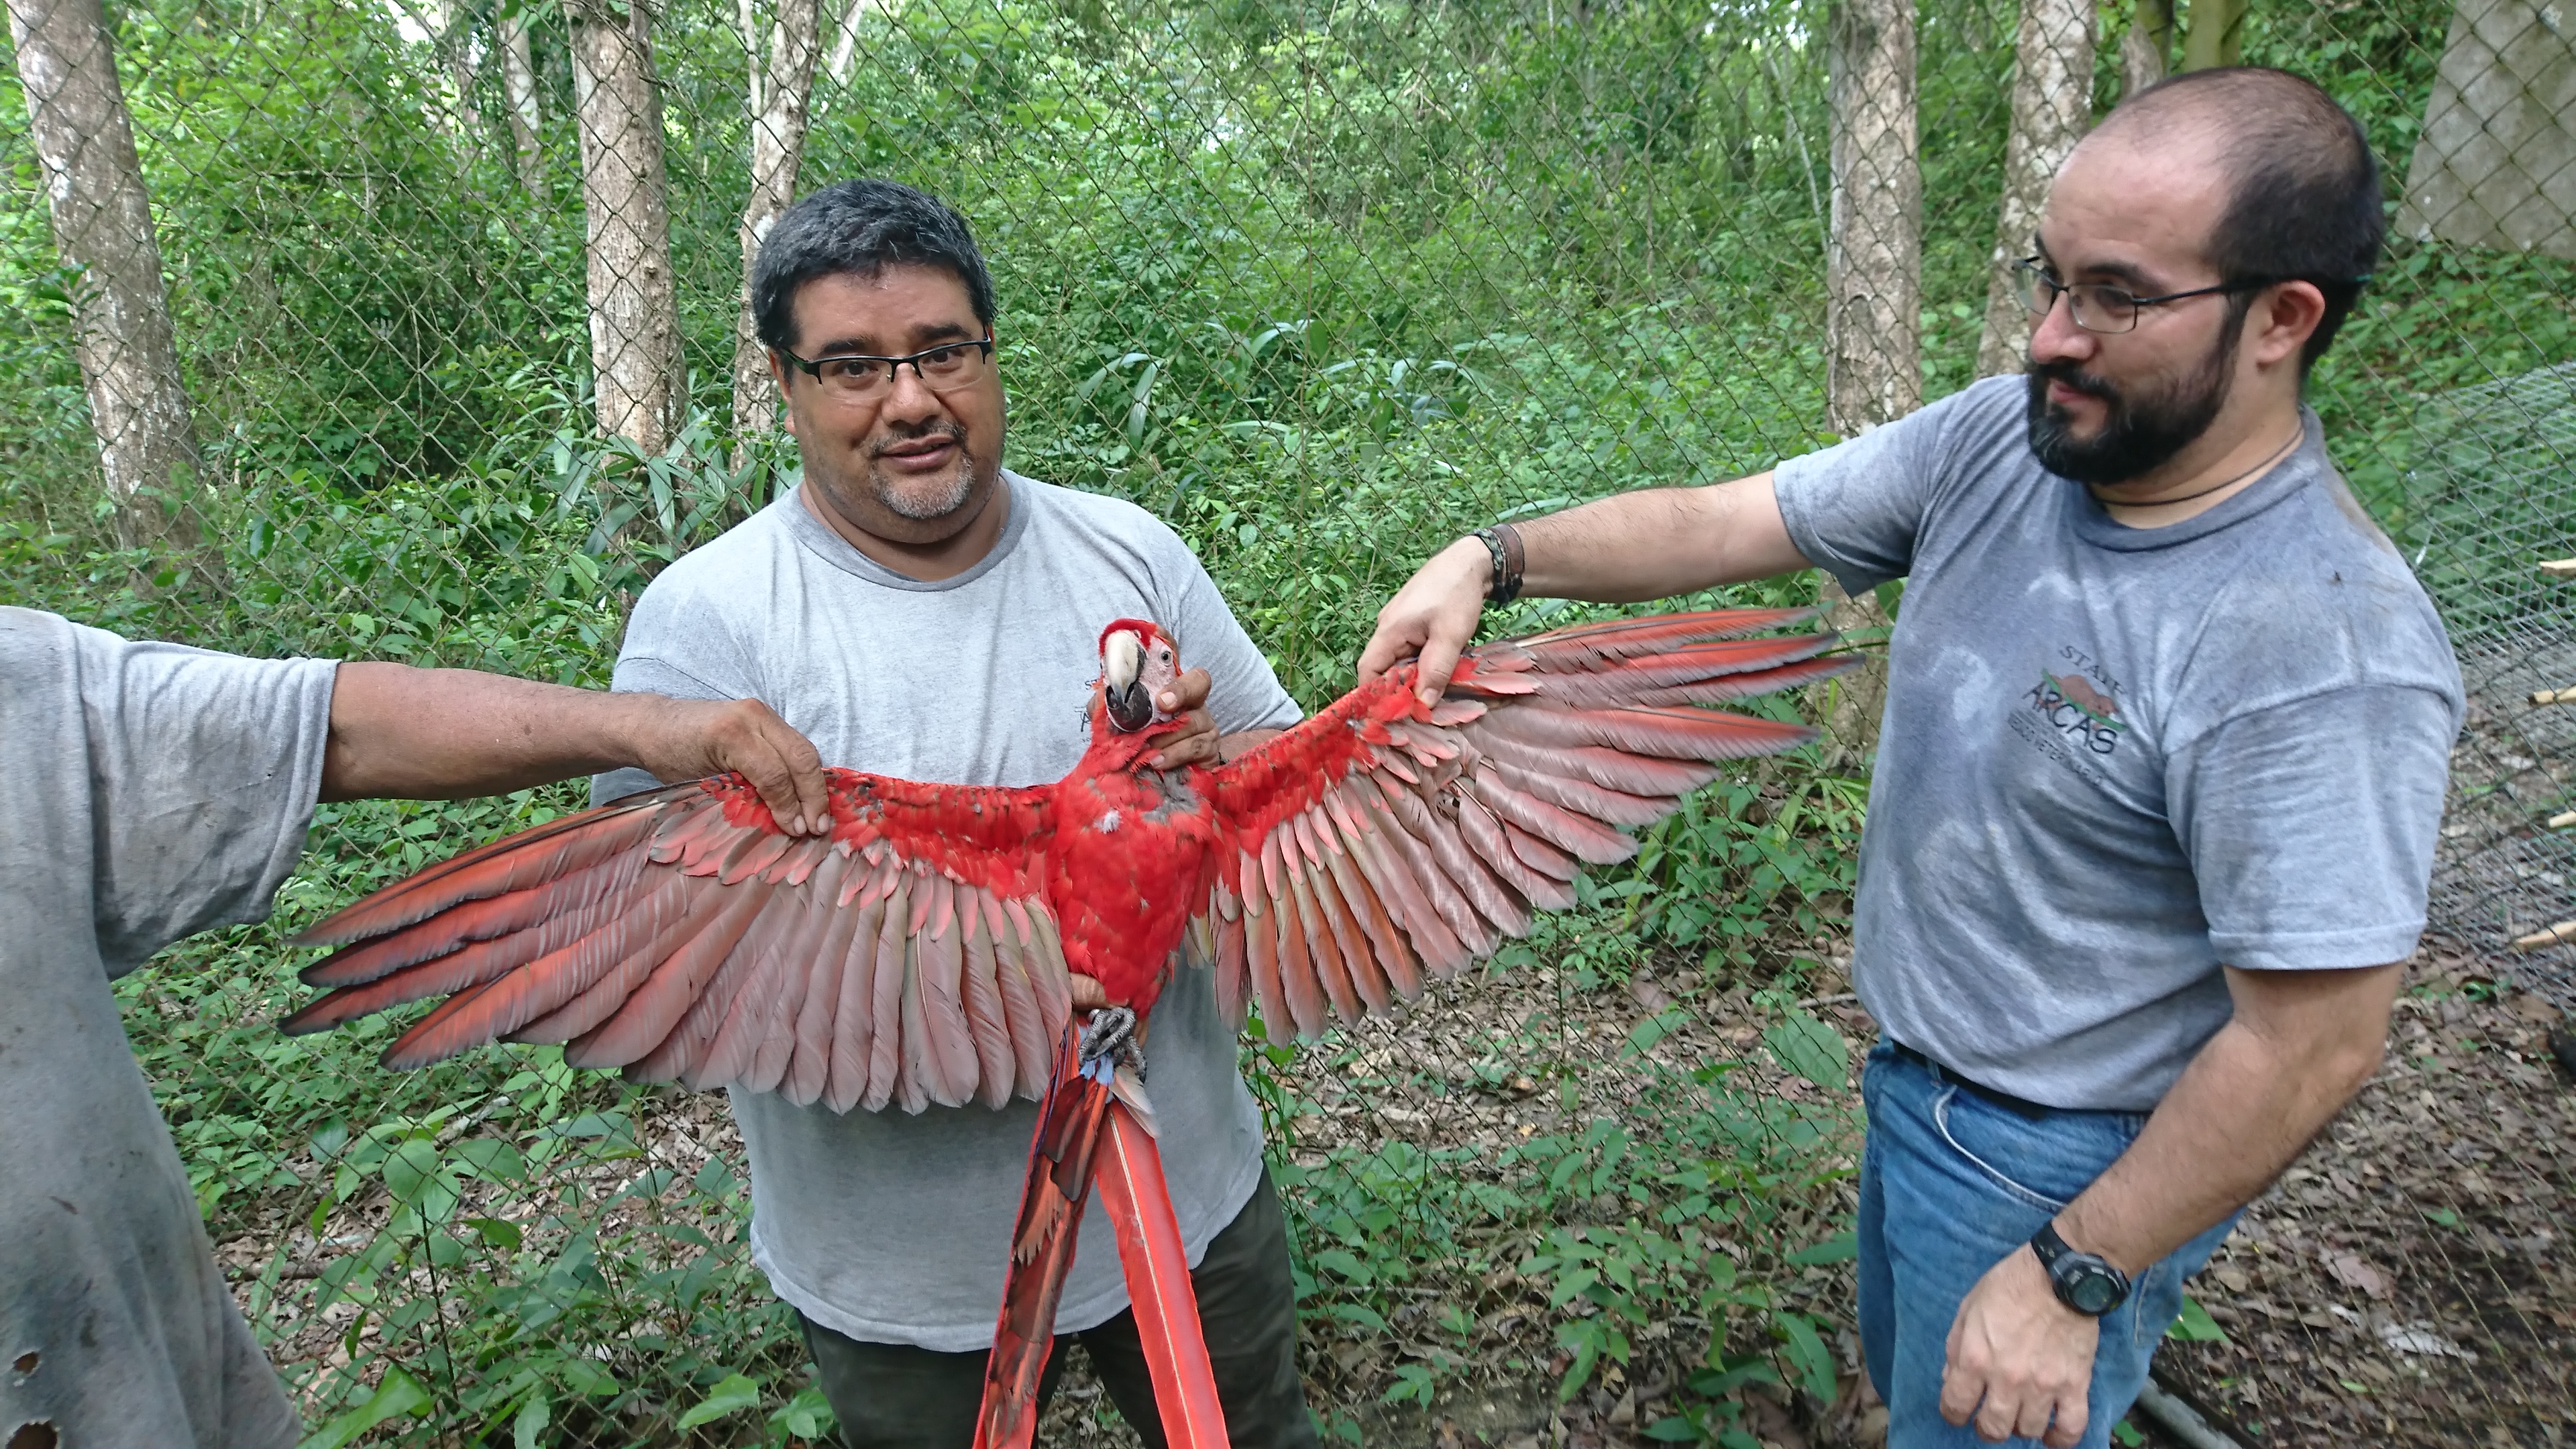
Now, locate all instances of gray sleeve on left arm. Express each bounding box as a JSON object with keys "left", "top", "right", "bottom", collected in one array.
[
  {"left": 2168, "top": 684, "right": 2459, "bottom": 971},
  {"left": 83, "top": 635, "right": 341, "bottom": 972},
  {"left": 1163, "top": 544, "right": 1303, "bottom": 732}
]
